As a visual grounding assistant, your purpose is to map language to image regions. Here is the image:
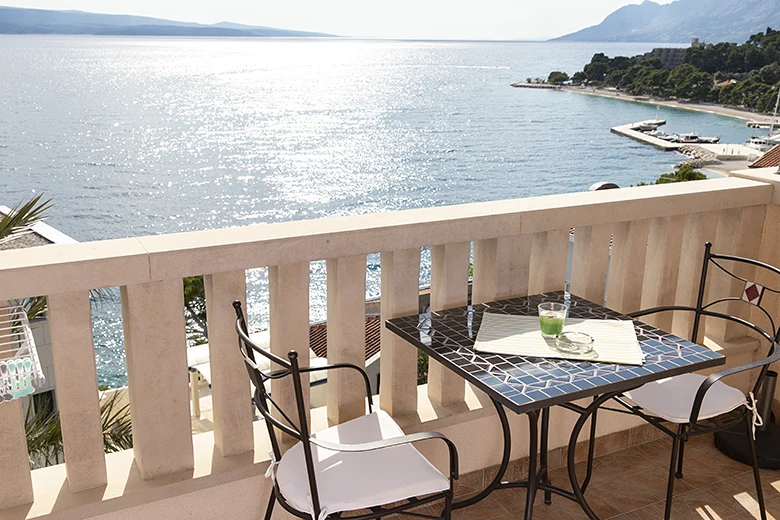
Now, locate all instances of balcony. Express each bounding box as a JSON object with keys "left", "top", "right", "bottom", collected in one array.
[{"left": 1, "top": 169, "right": 780, "bottom": 520}]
